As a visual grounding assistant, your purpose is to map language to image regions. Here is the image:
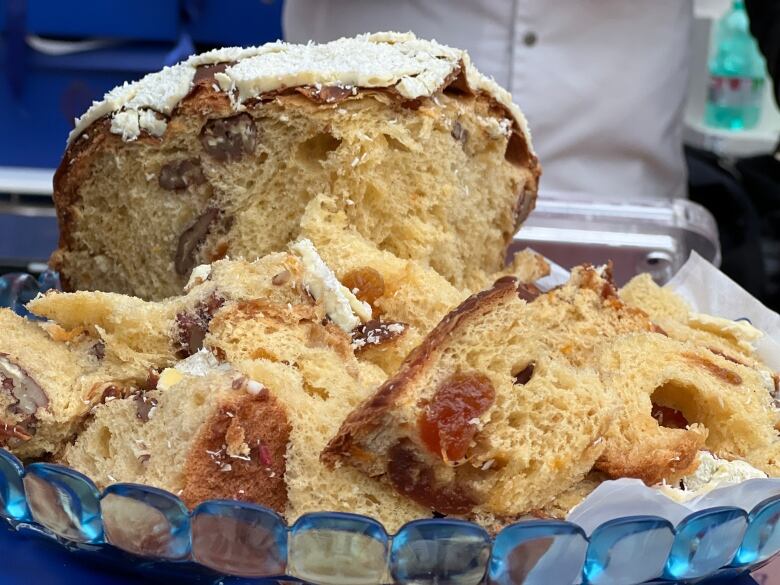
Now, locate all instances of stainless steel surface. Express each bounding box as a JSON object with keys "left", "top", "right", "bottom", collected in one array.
[
  {"left": 0, "top": 167, "right": 55, "bottom": 197},
  {"left": 510, "top": 193, "right": 721, "bottom": 285},
  {"left": 0, "top": 169, "right": 57, "bottom": 270}
]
